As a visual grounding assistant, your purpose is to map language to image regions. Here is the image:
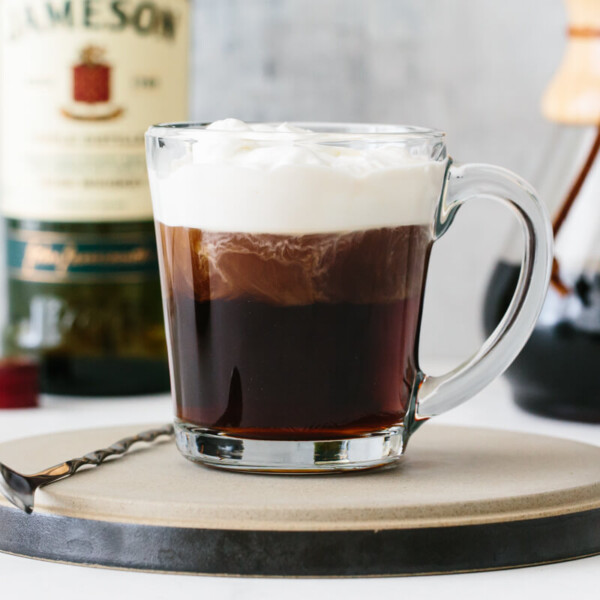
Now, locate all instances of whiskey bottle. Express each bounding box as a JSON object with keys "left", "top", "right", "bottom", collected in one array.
[{"left": 0, "top": 0, "right": 189, "bottom": 395}]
